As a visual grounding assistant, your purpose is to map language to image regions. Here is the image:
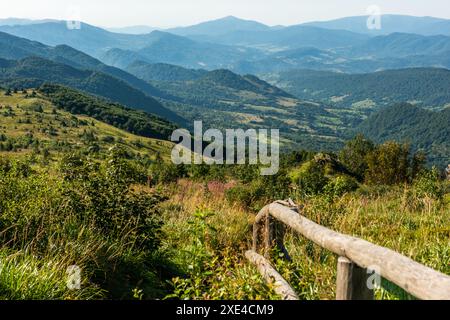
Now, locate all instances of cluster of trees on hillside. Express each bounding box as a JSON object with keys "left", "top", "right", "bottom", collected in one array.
[{"left": 0, "top": 133, "right": 40, "bottom": 152}]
